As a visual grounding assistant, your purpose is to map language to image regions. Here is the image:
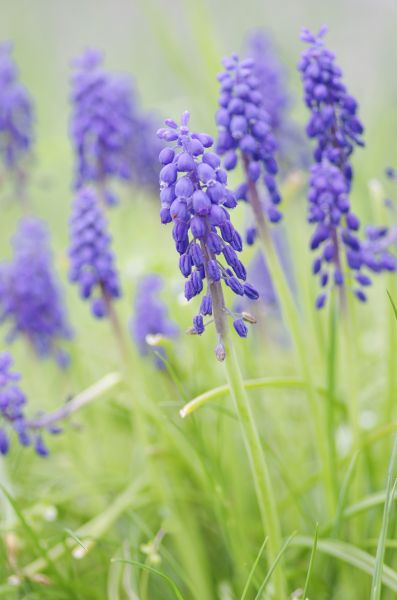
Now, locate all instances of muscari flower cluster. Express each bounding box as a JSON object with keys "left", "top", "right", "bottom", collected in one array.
[
  {"left": 246, "top": 30, "right": 290, "bottom": 133},
  {"left": 299, "top": 27, "right": 395, "bottom": 308},
  {"left": 0, "top": 352, "right": 54, "bottom": 456},
  {"left": 70, "top": 48, "right": 159, "bottom": 203},
  {"left": 215, "top": 53, "right": 282, "bottom": 230},
  {"left": 247, "top": 30, "right": 309, "bottom": 172},
  {"left": 0, "top": 218, "right": 72, "bottom": 366},
  {"left": 157, "top": 112, "right": 259, "bottom": 359},
  {"left": 69, "top": 186, "right": 121, "bottom": 318},
  {"left": 0, "top": 42, "right": 34, "bottom": 172},
  {"left": 131, "top": 274, "right": 178, "bottom": 367}
]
